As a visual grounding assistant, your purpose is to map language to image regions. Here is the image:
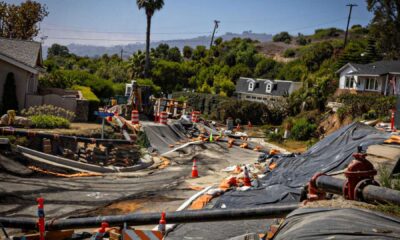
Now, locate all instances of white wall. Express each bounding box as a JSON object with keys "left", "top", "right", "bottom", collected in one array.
[{"left": 0, "top": 59, "right": 38, "bottom": 110}]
